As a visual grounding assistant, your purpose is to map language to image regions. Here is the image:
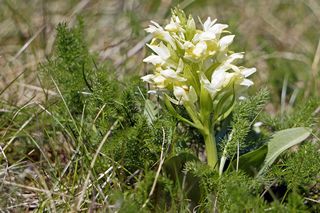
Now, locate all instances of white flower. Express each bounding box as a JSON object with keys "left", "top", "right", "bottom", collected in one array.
[
  {"left": 201, "top": 71, "right": 234, "bottom": 97},
  {"left": 239, "top": 67, "right": 256, "bottom": 87},
  {"left": 153, "top": 75, "right": 166, "bottom": 88},
  {"left": 145, "top": 21, "right": 177, "bottom": 49},
  {"left": 193, "top": 17, "right": 228, "bottom": 42},
  {"left": 147, "top": 43, "right": 170, "bottom": 60},
  {"left": 253, "top": 121, "right": 263, "bottom": 133},
  {"left": 143, "top": 54, "right": 166, "bottom": 65},
  {"left": 142, "top": 10, "right": 256, "bottom": 103},
  {"left": 214, "top": 53, "right": 256, "bottom": 87},
  {"left": 203, "top": 17, "right": 217, "bottom": 32},
  {"left": 193, "top": 41, "right": 207, "bottom": 58},
  {"left": 160, "top": 68, "right": 187, "bottom": 82},
  {"left": 165, "top": 16, "right": 184, "bottom": 32},
  {"left": 141, "top": 74, "right": 155, "bottom": 83},
  {"left": 183, "top": 41, "right": 195, "bottom": 50},
  {"left": 212, "top": 70, "right": 234, "bottom": 88},
  {"left": 141, "top": 59, "right": 186, "bottom": 88},
  {"left": 225, "top": 52, "right": 244, "bottom": 63},
  {"left": 217, "top": 52, "right": 243, "bottom": 63},
  {"left": 143, "top": 42, "right": 170, "bottom": 66},
  {"left": 205, "top": 22, "right": 228, "bottom": 36},
  {"left": 173, "top": 85, "right": 198, "bottom": 104},
  {"left": 141, "top": 73, "right": 167, "bottom": 89}
]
